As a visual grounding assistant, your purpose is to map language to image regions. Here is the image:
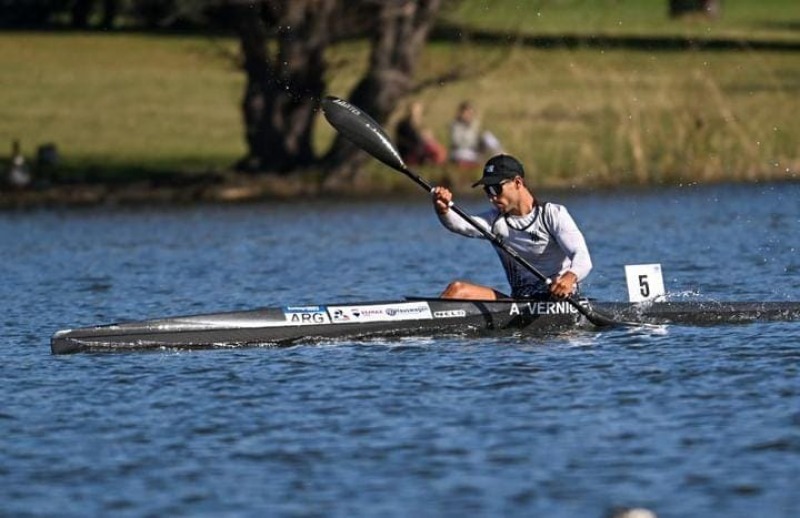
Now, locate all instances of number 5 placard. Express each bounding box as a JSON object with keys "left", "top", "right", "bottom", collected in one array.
[{"left": 625, "top": 264, "right": 666, "bottom": 303}]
